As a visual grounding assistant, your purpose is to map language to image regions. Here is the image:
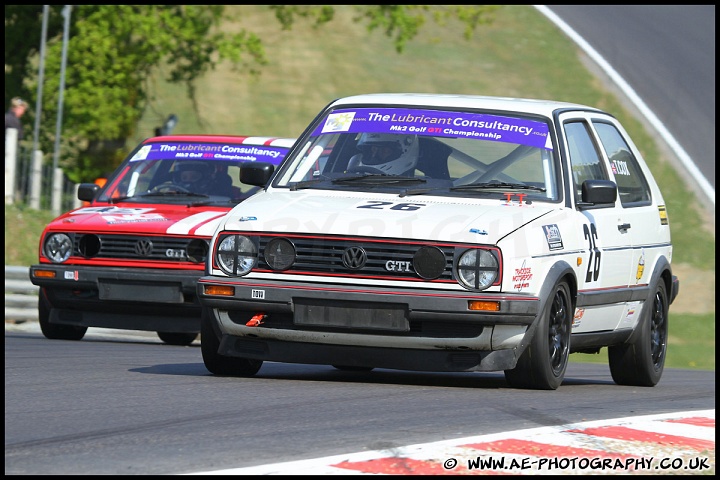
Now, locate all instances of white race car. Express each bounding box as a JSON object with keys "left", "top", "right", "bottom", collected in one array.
[{"left": 198, "top": 93, "right": 679, "bottom": 389}]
